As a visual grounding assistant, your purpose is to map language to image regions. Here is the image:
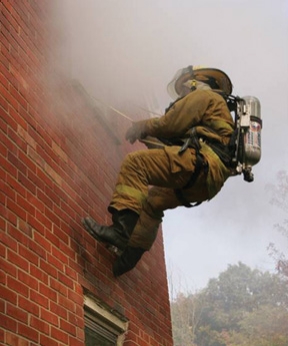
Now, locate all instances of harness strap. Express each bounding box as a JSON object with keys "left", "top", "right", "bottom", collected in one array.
[{"left": 174, "top": 151, "right": 208, "bottom": 208}]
